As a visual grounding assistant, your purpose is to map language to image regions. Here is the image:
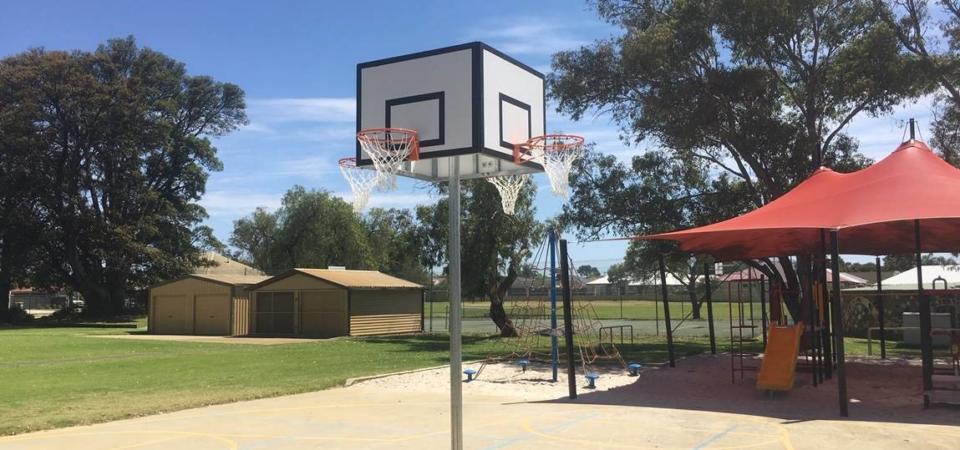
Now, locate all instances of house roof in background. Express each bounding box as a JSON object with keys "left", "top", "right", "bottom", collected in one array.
[{"left": 586, "top": 274, "right": 687, "bottom": 286}]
